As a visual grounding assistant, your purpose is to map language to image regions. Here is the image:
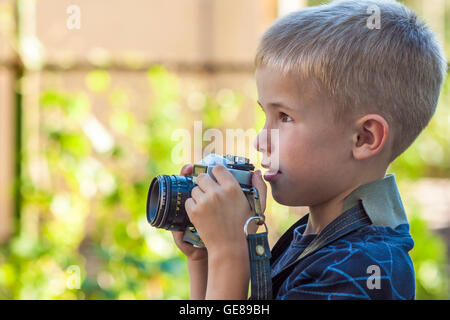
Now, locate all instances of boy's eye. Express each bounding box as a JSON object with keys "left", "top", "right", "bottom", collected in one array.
[{"left": 279, "top": 112, "right": 293, "bottom": 122}]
